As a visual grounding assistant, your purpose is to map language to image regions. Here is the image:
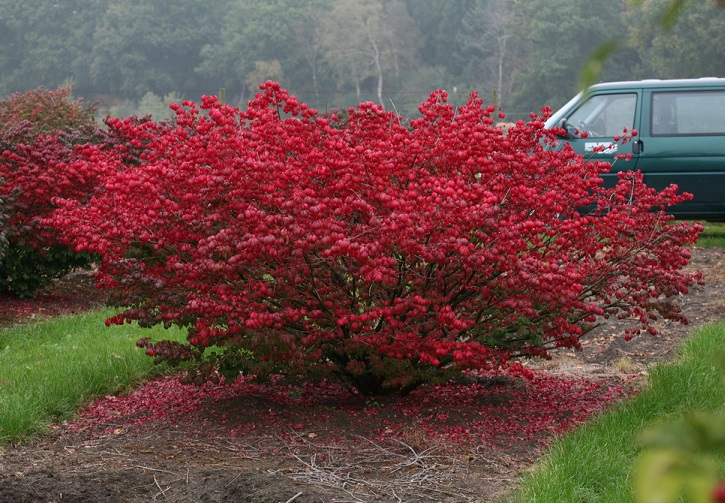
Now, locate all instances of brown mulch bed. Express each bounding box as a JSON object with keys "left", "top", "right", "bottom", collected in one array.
[{"left": 0, "top": 247, "right": 723, "bottom": 503}]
